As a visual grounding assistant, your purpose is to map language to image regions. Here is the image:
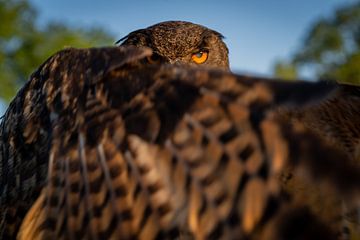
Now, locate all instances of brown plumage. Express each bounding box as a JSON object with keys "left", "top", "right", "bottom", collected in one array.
[
  {"left": 1, "top": 45, "right": 360, "bottom": 239},
  {"left": 118, "top": 21, "right": 229, "bottom": 69},
  {"left": 278, "top": 85, "right": 360, "bottom": 239},
  {"left": 1, "top": 21, "right": 360, "bottom": 239}
]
